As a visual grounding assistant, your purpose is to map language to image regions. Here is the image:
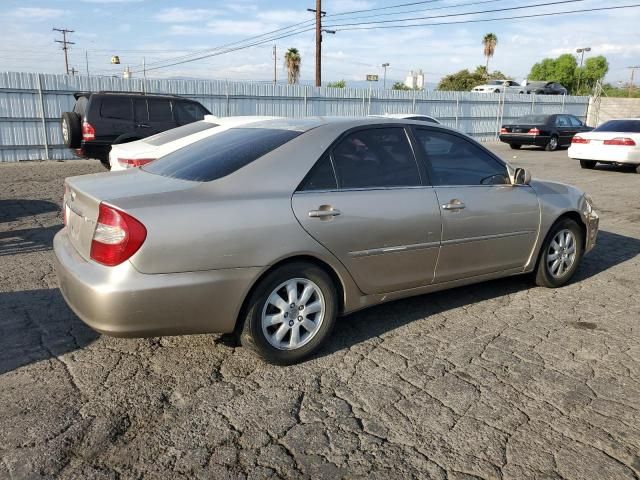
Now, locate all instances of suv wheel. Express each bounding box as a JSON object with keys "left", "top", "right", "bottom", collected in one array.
[
  {"left": 61, "top": 112, "right": 81, "bottom": 148},
  {"left": 535, "top": 219, "right": 583, "bottom": 288},
  {"left": 240, "top": 262, "right": 337, "bottom": 365}
]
